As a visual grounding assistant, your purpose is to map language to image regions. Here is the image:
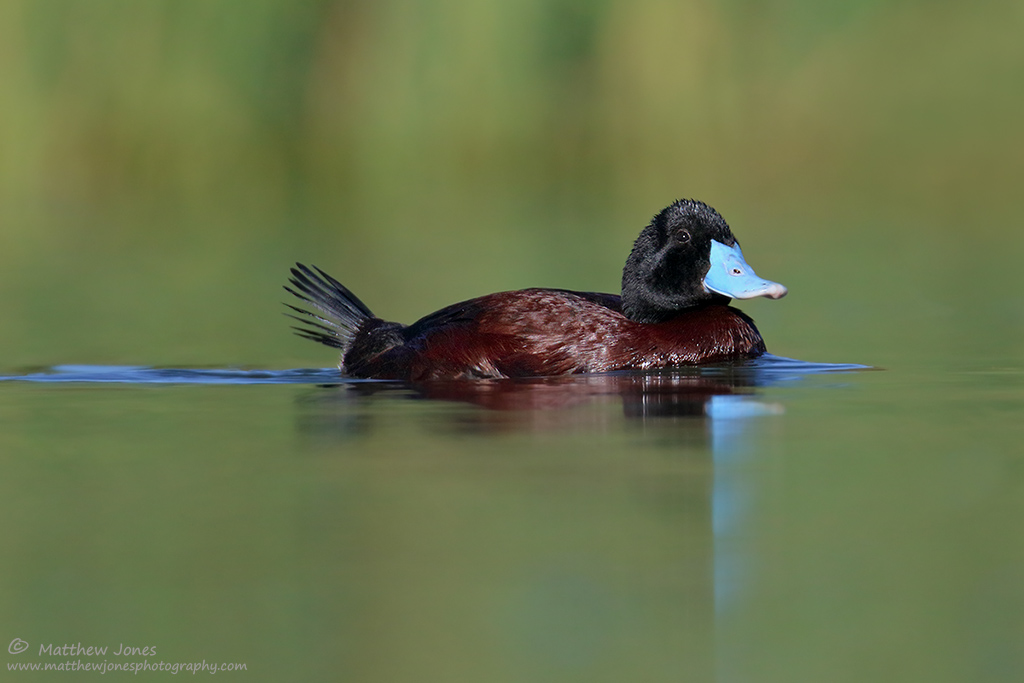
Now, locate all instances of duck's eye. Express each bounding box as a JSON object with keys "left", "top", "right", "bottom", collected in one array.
[
  {"left": 731, "top": 267, "right": 743, "bottom": 276},
  {"left": 674, "top": 229, "right": 691, "bottom": 243}
]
